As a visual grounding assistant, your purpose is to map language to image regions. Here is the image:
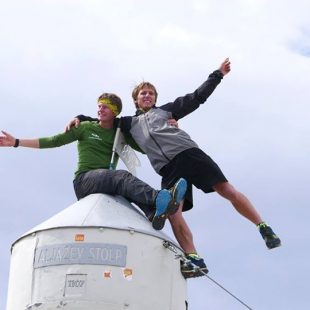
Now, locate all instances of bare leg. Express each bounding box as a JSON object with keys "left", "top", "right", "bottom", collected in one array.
[
  {"left": 213, "top": 181, "right": 263, "bottom": 225},
  {"left": 168, "top": 201, "right": 197, "bottom": 254}
]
